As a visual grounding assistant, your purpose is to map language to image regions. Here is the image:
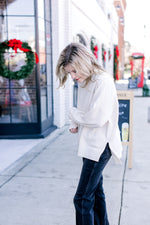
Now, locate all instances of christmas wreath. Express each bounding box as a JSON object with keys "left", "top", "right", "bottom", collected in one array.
[
  {"left": 108, "top": 48, "right": 112, "bottom": 61},
  {"left": 102, "top": 44, "right": 107, "bottom": 62},
  {"left": 113, "top": 45, "right": 119, "bottom": 80},
  {"left": 0, "top": 39, "right": 39, "bottom": 80},
  {"left": 91, "top": 36, "right": 98, "bottom": 59}
]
